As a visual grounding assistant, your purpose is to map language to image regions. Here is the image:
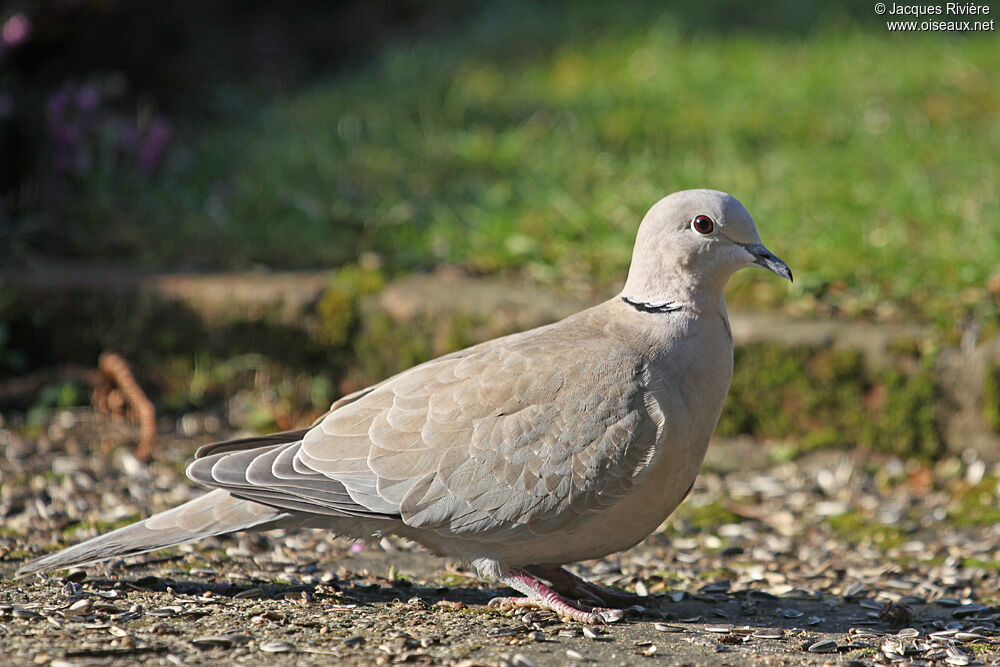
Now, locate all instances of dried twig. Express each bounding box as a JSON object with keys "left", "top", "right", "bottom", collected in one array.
[{"left": 93, "top": 352, "right": 157, "bottom": 462}]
